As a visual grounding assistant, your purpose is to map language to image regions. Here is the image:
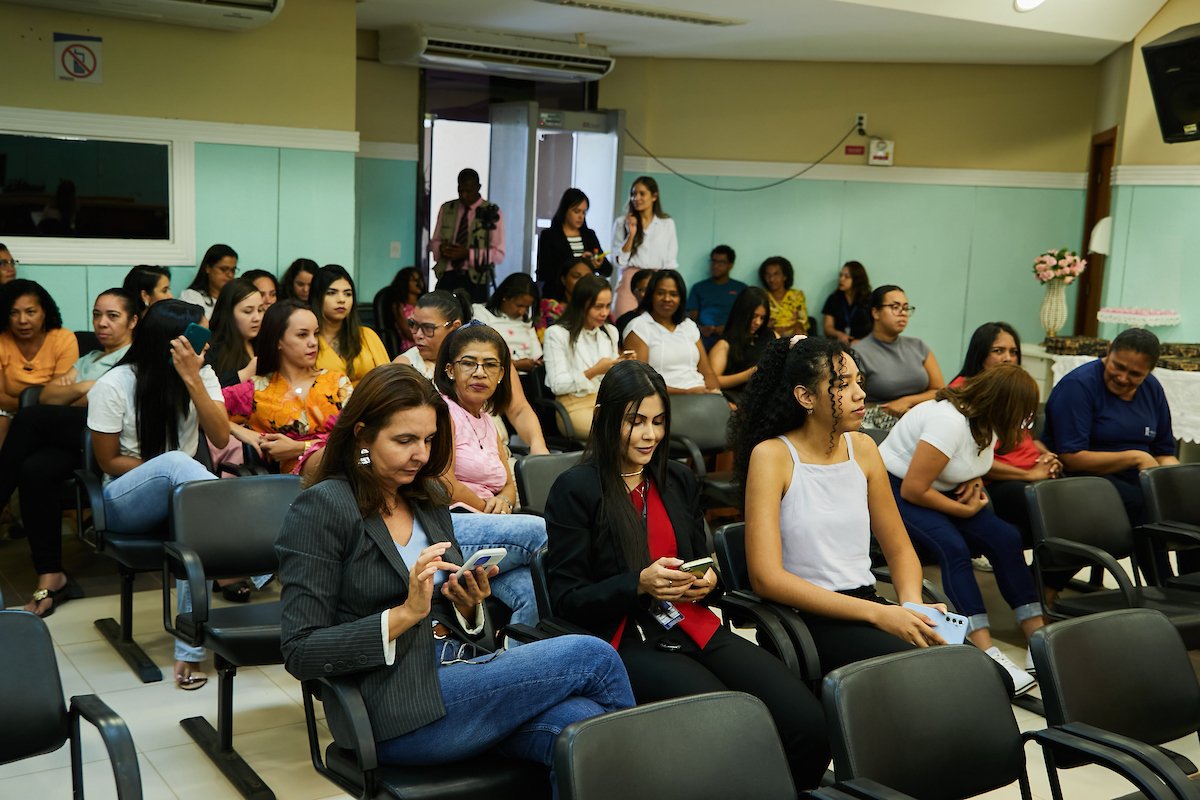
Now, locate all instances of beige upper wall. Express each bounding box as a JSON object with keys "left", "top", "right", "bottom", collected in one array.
[
  {"left": 600, "top": 57, "right": 1099, "bottom": 172},
  {"left": 1123, "top": 0, "right": 1200, "bottom": 164},
  {"left": 357, "top": 31, "right": 420, "bottom": 144},
  {"left": 1094, "top": 44, "right": 1132, "bottom": 149},
  {"left": 0, "top": 0, "right": 357, "bottom": 130}
]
